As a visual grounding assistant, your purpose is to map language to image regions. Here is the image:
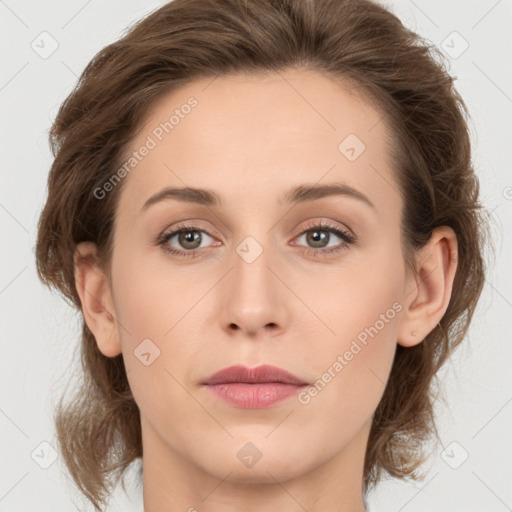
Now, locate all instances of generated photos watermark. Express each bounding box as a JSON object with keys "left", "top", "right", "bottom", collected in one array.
[
  {"left": 93, "top": 96, "right": 198, "bottom": 200},
  {"left": 298, "top": 301, "right": 403, "bottom": 405}
]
